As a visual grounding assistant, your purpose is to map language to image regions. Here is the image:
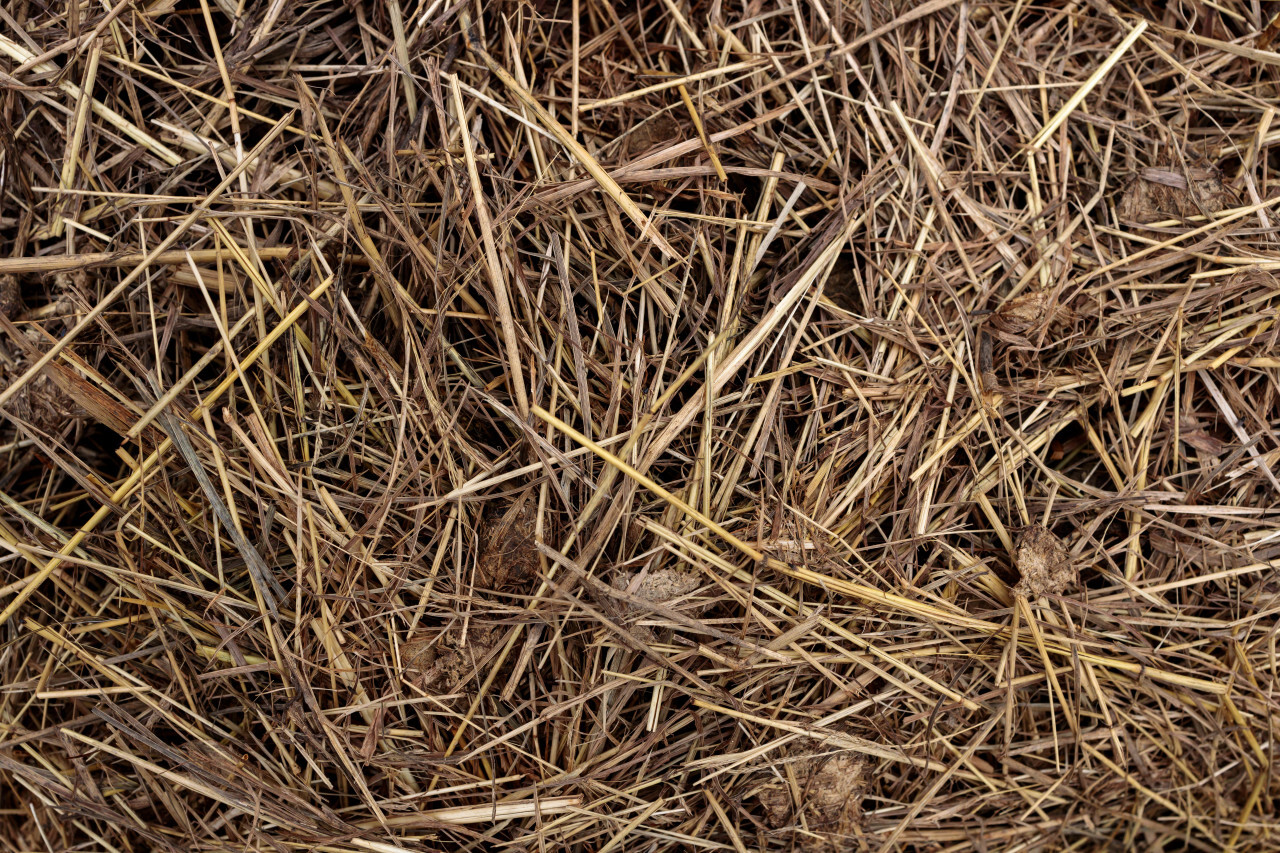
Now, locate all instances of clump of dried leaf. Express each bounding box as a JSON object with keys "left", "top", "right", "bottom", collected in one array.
[
  {"left": 475, "top": 498, "right": 541, "bottom": 591},
  {"left": 757, "top": 751, "right": 867, "bottom": 850},
  {"left": 1013, "top": 524, "right": 1075, "bottom": 599},
  {"left": 988, "top": 289, "right": 1074, "bottom": 346},
  {"left": 611, "top": 565, "right": 703, "bottom": 605},
  {"left": 402, "top": 624, "right": 504, "bottom": 695},
  {"left": 623, "top": 110, "right": 682, "bottom": 157},
  {"left": 1118, "top": 164, "right": 1234, "bottom": 224},
  {"left": 0, "top": 330, "right": 85, "bottom": 432}
]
